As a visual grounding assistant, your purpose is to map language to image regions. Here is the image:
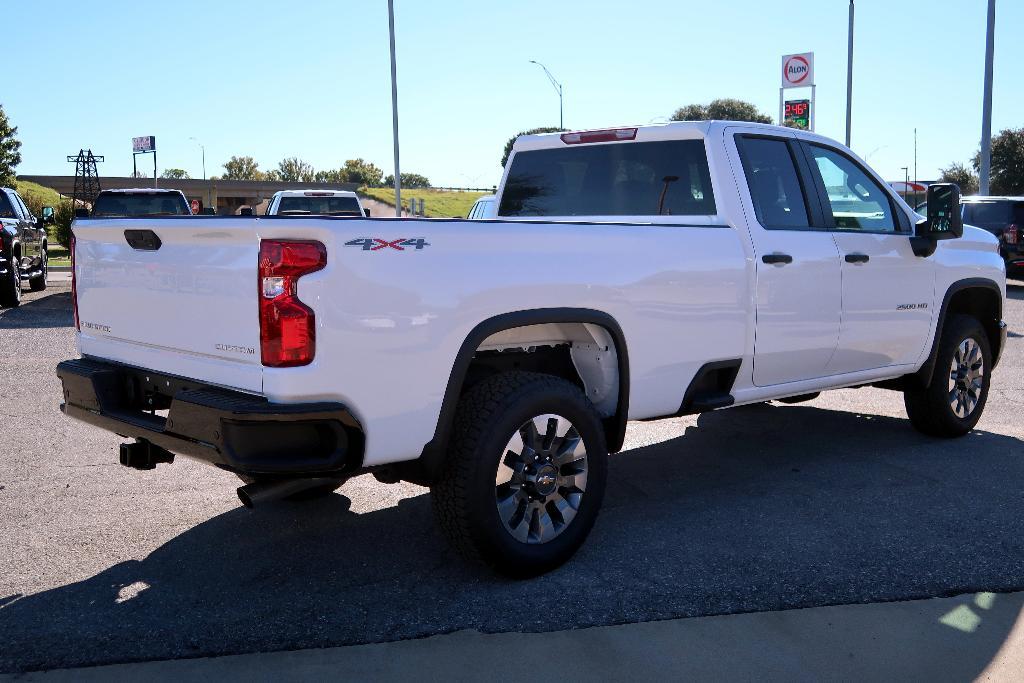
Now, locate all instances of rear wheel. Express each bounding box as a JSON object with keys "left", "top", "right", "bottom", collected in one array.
[
  {"left": 431, "top": 372, "right": 608, "bottom": 577},
  {"left": 0, "top": 255, "right": 21, "bottom": 308},
  {"left": 904, "top": 314, "right": 991, "bottom": 437}
]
